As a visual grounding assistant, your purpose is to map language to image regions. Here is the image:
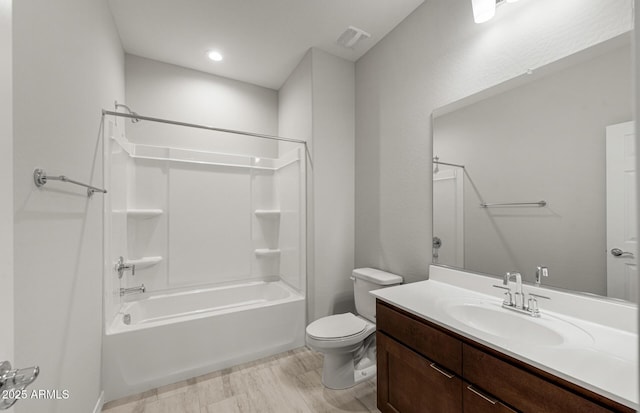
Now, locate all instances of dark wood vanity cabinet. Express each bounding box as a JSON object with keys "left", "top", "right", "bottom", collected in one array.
[
  {"left": 376, "top": 300, "right": 634, "bottom": 413},
  {"left": 378, "top": 333, "right": 462, "bottom": 412}
]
